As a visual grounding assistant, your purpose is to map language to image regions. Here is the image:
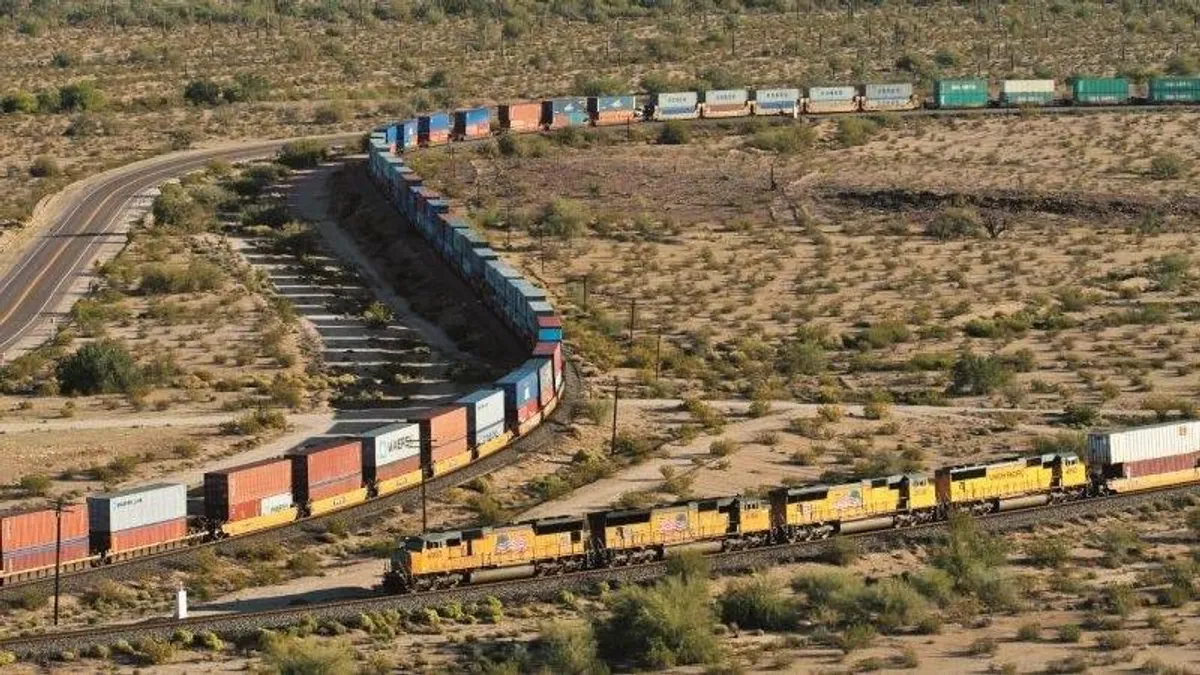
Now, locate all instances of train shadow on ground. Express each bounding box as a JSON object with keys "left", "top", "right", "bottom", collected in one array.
[{"left": 194, "top": 585, "right": 381, "bottom": 614}]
